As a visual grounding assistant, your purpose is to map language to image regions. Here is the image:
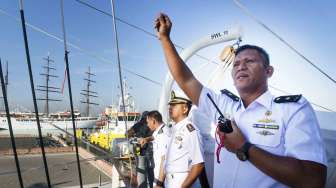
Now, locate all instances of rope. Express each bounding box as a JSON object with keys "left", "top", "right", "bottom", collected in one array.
[
  {"left": 109, "top": 0, "right": 134, "bottom": 184},
  {"left": 269, "top": 85, "right": 336, "bottom": 113},
  {"left": 0, "top": 58, "right": 24, "bottom": 188},
  {"left": 0, "top": 3, "right": 333, "bottom": 111},
  {"left": 73, "top": 0, "right": 219, "bottom": 66},
  {"left": 72, "top": 0, "right": 336, "bottom": 111},
  {"left": 0, "top": 8, "right": 161, "bottom": 87},
  {"left": 59, "top": 0, "right": 83, "bottom": 187},
  {"left": 18, "top": 0, "right": 51, "bottom": 186},
  {"left": 232, "top": 0, "right": 336, "bottom": 84}
]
